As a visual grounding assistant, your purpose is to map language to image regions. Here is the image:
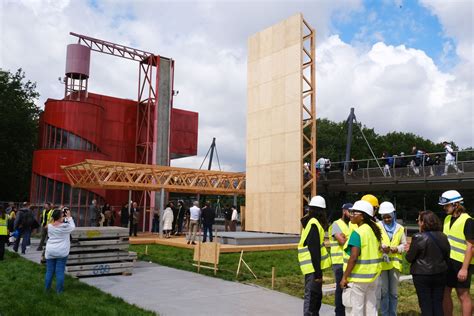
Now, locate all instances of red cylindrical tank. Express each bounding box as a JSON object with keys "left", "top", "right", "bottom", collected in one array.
[{"left": 65, "top": 44, "right": 91, "bottom": 79}]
